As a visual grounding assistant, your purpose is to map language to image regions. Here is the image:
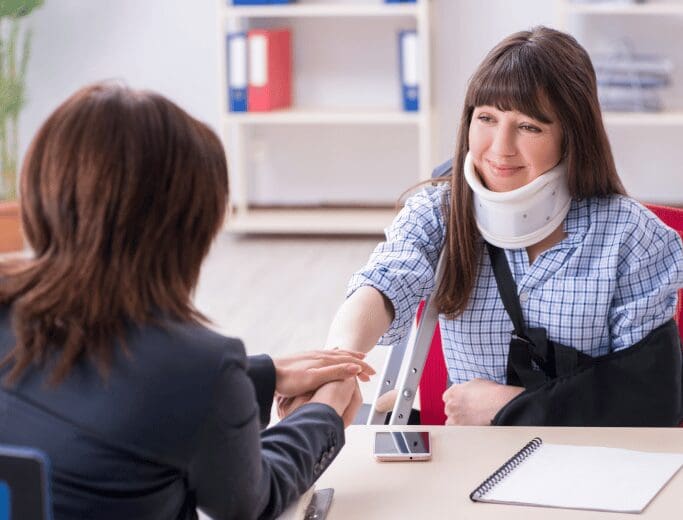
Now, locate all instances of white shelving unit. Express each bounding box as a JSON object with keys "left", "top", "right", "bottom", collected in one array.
[
  {"left": 557, "top": 0, "right": 683, "bottom": 129},
  {"left": 218, "top": 0, "right": 432, "bottom": 234},
  {"left": 557, "top": 1, "right": 683, "bottom": 205},
  {"left": 560, "top": 1, "right": 683, "bottom": 15},
  {"left": 224, "top": 3, "right": 420, "bottom": 17},
  {"left": 603, "top": 109, "right": 683, "bottom": 125}
]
